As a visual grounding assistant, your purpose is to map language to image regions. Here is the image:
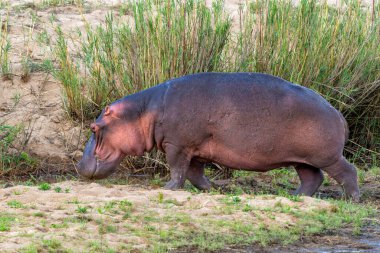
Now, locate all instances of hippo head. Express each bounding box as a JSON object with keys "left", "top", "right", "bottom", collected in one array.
[{"left": 77, "top": 100, "right": 147, "bottom": 179}]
